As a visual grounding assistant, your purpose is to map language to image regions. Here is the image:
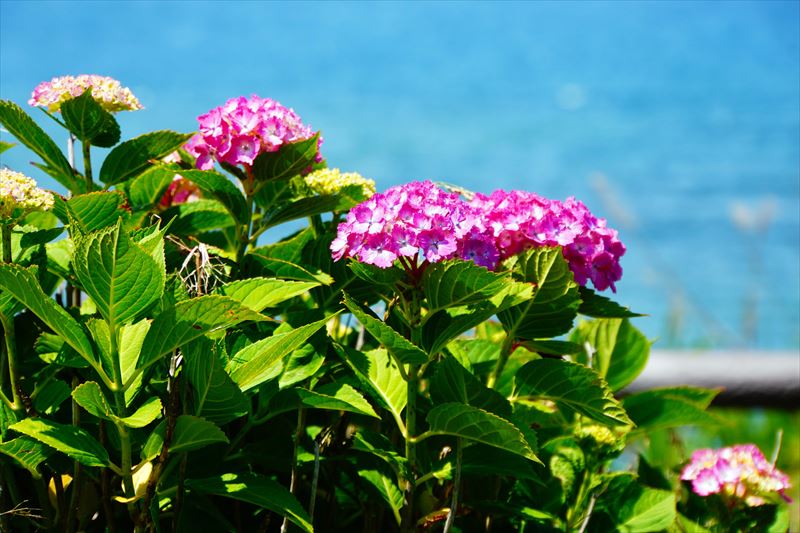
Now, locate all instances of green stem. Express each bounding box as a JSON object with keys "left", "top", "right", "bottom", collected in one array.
[
  {"left": 442, "top": 438, "right": 463, "bottom": 533},
  {"left": 234, "top": 169, "right": 256, "bottom": 271},
  {"left": 486, "top": 333, "right": 516, "bottom": 389},
  {"left": 1, "top": 224, "right": 11, "bottom": 264},
  {"left": 82, "top": 141, "right": 93, "bottom": 192},
  {"left": 109, "top": 323, "right": 134, "bottom": 499},
  {"left": 0, "top": 311, "right": 22, "bottom": 412}
]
